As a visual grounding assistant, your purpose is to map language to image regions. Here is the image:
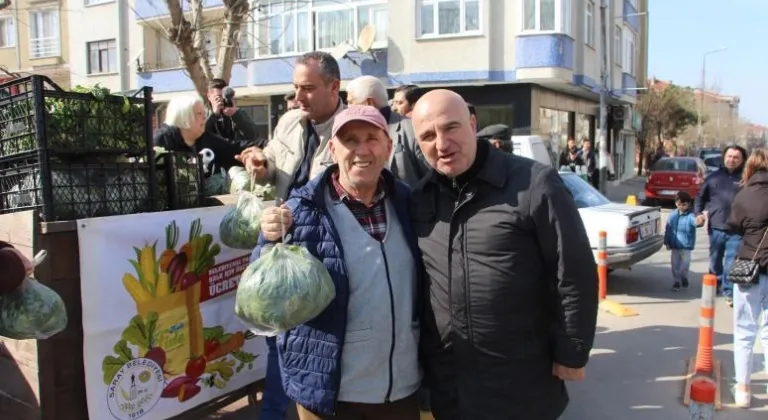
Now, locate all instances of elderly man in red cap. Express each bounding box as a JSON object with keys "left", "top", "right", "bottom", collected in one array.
[{"left": 254, "top": 105, "right": 425, "bottom": 420}]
